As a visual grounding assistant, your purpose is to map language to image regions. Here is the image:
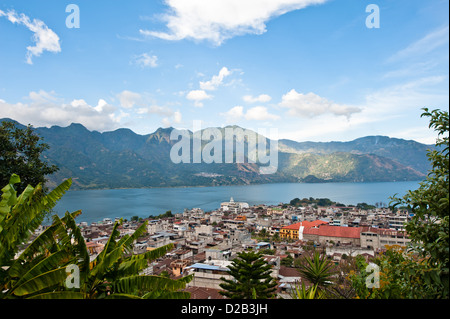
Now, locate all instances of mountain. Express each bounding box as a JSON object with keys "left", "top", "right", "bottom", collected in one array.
[
  {"left": 1, "top": 119, "right": 431, "bottom": 190},
  {"left": 279, "top": 135, "right": 433, "bottom": 174}
]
